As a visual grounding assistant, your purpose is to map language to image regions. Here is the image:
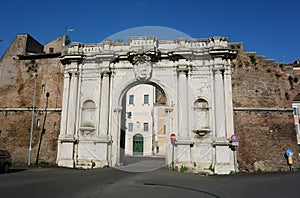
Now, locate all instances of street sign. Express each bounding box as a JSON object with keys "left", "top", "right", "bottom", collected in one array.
[
  {"left": 286, "top": 149, "right": 293, "bottom": 157},
  {"left": 230, "top": 134, "right": 239, "bottom": 142},
  {"left": 170, "top": 133, "right": 176, "bottom": 142}
]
